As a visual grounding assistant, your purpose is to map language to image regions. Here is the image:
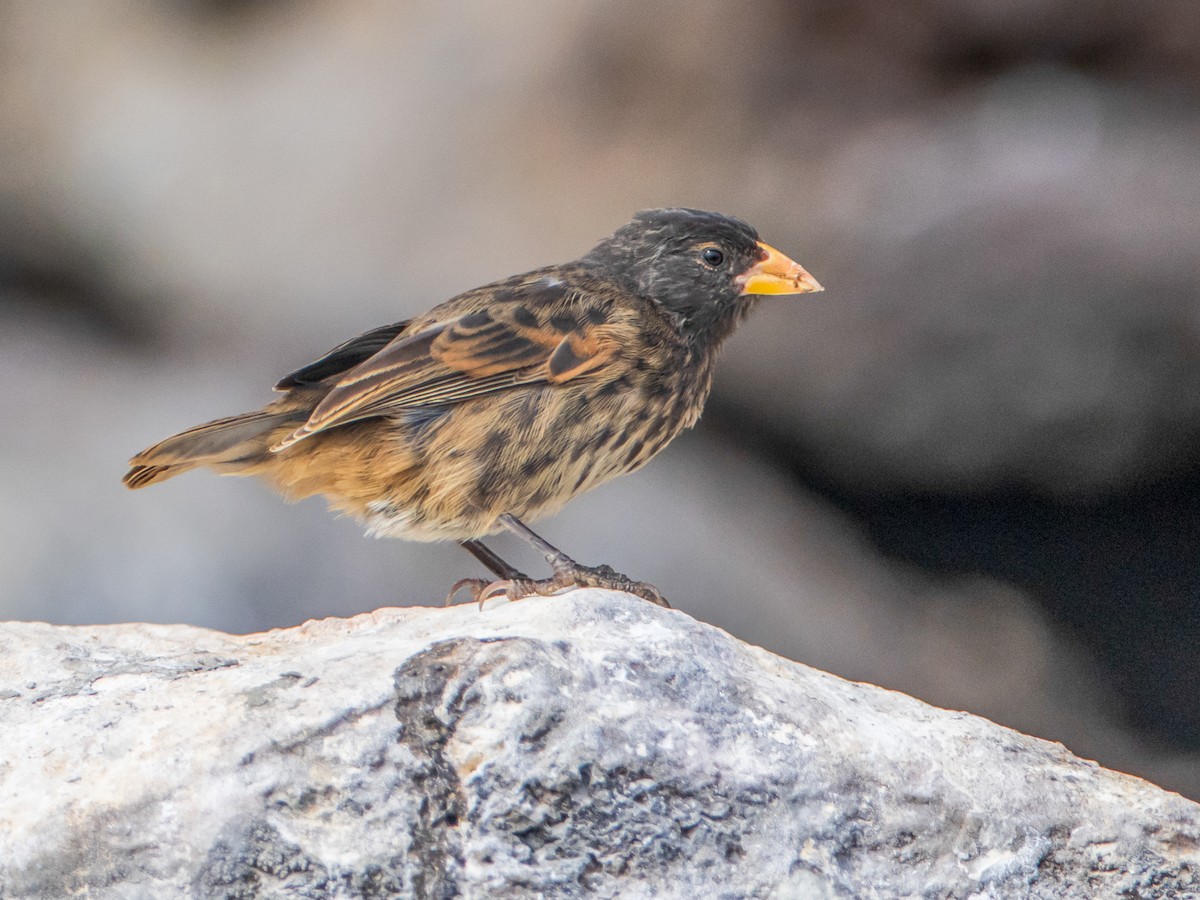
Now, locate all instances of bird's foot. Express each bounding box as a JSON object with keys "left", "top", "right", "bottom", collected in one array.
[
  {"left": 446, "top": 576, "right": 545, "bottom": 608},
  {"left": 569, "top": 563, "right": 670, "bottom": 608},
  {"left": 463, "top": 564, "right": 670, "bottom": 609},
  {"left": 445, "top": 578, "right": 492, "bottom": 606}
]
